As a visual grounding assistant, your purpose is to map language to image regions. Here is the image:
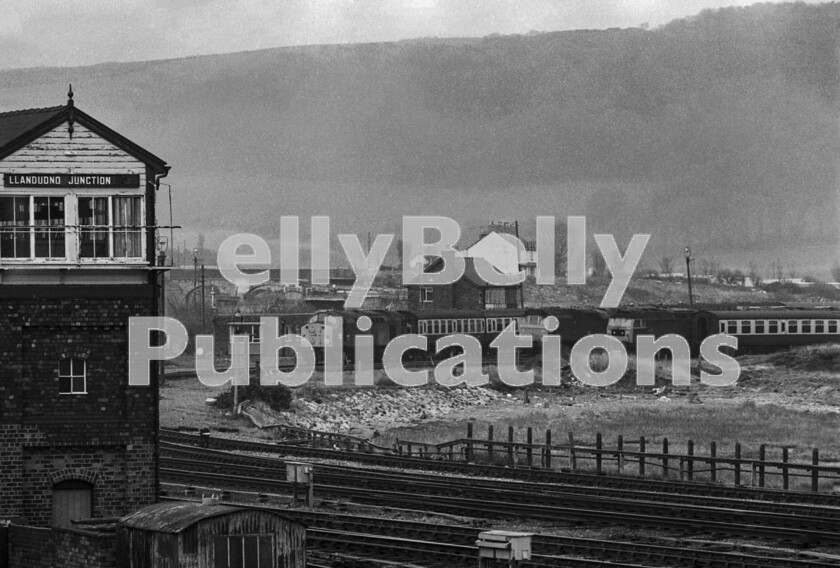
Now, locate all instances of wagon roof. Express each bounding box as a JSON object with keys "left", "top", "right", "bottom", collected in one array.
[
  {"left": 608, "top": 307, "right": 714, "bottom": 319},
  {"left": 710, "top": 309, "right": 840, "bottom": 319},
  {"left": 119, "top": 501, "right": 302, "bottom": 534},
  {"left": 415, "top": 308, "right": 525, "bottom": 319},
  {"left": 525, "top": 307, "right": 610, "bottom": 317}
]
